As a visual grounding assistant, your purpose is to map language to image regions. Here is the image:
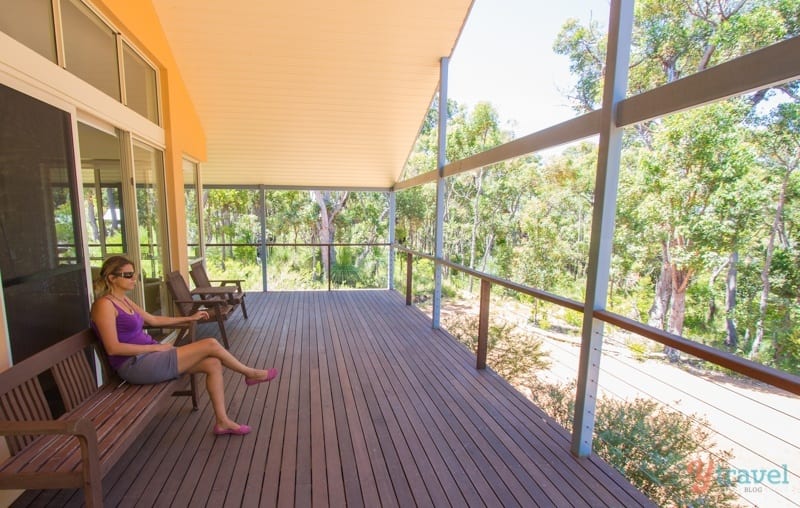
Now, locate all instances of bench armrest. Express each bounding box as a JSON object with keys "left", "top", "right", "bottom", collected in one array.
[
  {"left": 145, "top": 321, "right": 196, "bottom": 346},
  {"left": 0, "top": 417, "right": 101, "bottom": 503},
  {"left": 173, "top": 298, "right": 227, "bottom": 308}
]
